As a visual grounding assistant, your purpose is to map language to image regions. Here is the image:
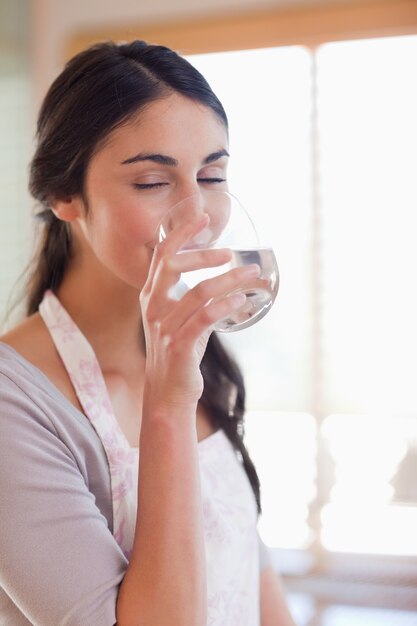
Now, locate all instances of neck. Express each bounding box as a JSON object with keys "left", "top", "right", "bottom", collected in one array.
[{"left": 56, "top": 258, "right": 145, "bottom": 374}]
